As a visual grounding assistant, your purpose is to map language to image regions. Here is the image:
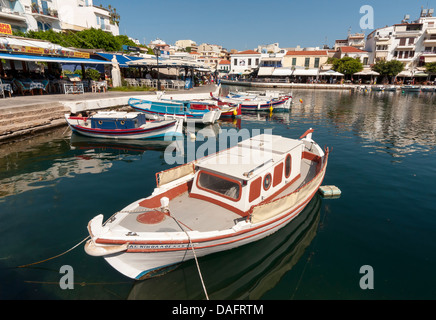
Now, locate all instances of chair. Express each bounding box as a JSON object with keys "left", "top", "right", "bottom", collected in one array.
[
  {"left": 14, "top": 79, "right": 33, "bottom": 95},
  {"left": 0, "top": 78, "right": 4, "bottom": 98},
  {"left": 162, "top": 80, "right": 173, "bottom": 89}
]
